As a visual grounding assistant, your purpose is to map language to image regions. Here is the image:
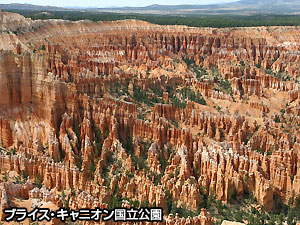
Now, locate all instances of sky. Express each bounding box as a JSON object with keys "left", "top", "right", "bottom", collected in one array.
[{"left": 1, "top": 0, "right": 238, "bottom": 8}]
